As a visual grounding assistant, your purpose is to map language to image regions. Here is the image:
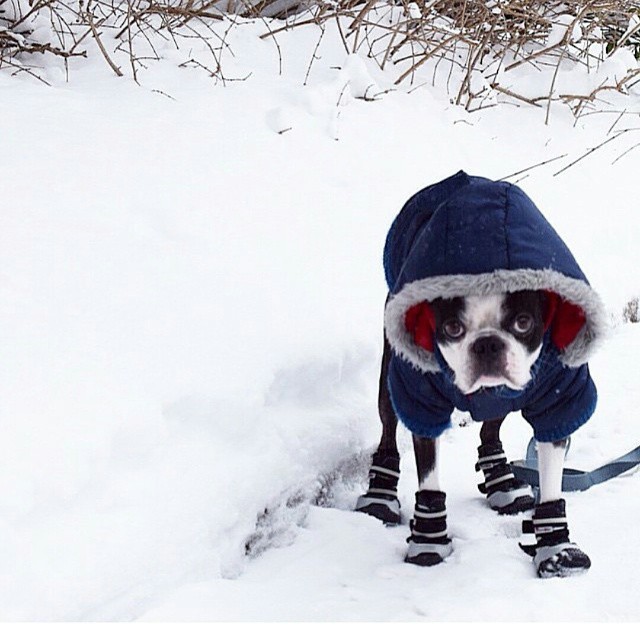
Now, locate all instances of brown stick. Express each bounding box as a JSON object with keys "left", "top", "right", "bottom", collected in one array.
[
  {"left": 499, "top": 153, "right": 569, "bottom": 181},
  {"left": 85, "top": 11, "right": 123, "bottom": 77}
]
